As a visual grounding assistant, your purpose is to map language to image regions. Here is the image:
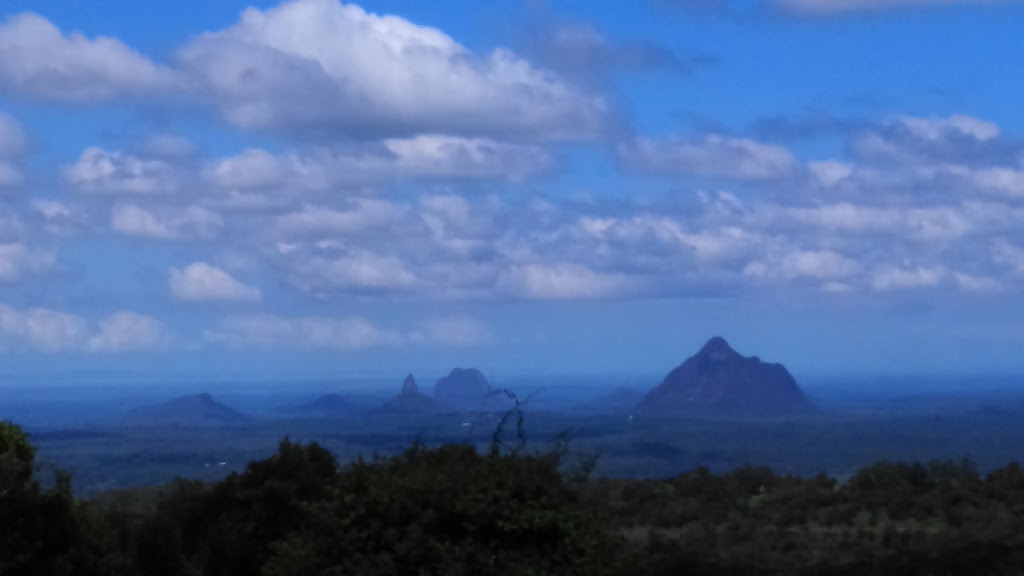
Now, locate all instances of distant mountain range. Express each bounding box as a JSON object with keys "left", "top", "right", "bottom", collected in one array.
[
  {"left": 637, "top": 337, "right": 807, "bottom": 415},
  {"left": 123, "top": 393, "right": 250, "bottom": 427},
  {"left": 117, "top": 340, "right": 806, "bottom": 426},
  {"left": 381, "top": 374, "right": 436, "bottom": 413}
]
